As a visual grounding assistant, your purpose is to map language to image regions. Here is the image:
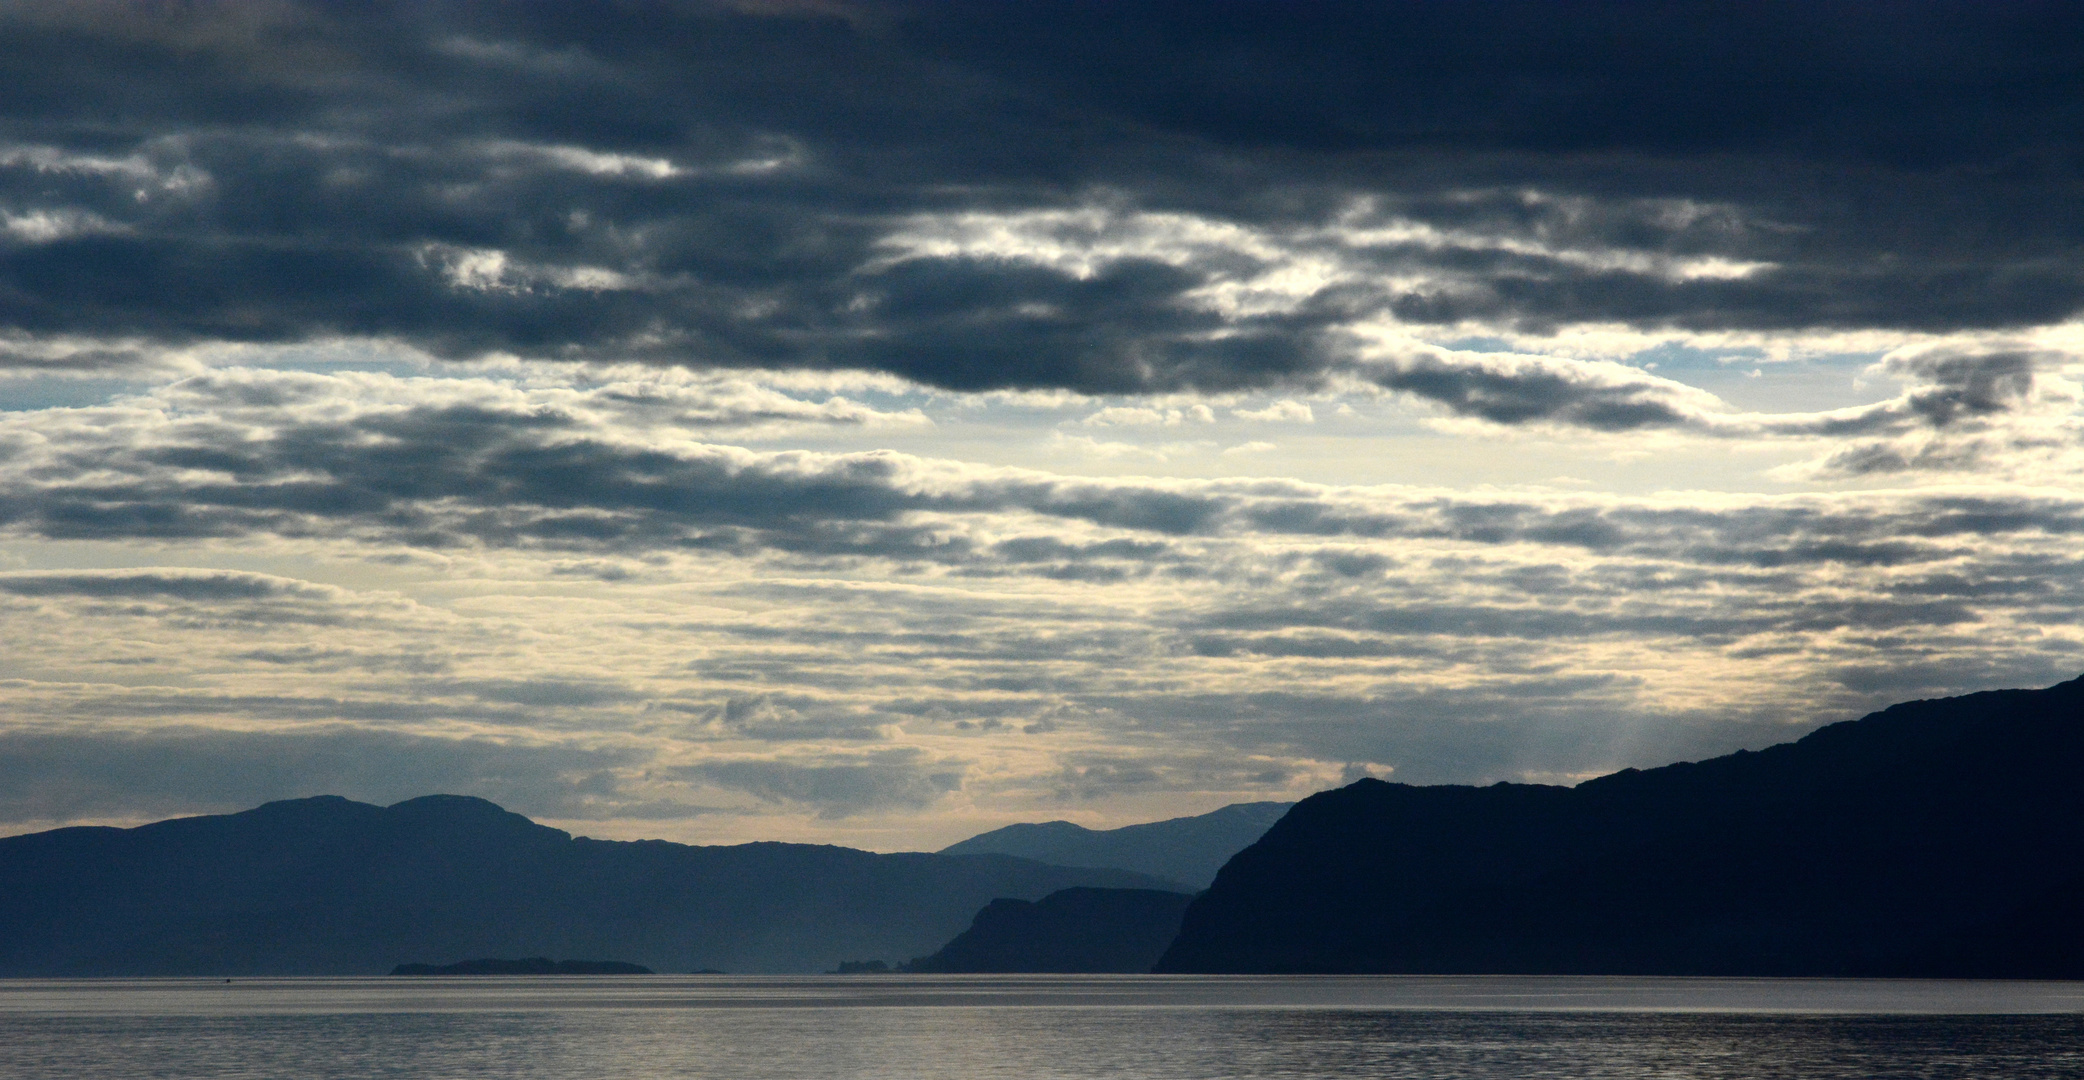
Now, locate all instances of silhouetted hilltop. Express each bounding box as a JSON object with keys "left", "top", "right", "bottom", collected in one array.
[
  {"left": 906, "top": 887, "right": 1196, "bottom": 973},
  {"left": 1158, "top": 674, "right": 2084, "bottom": 976},
  {"left": 0, "top": 794, "right": 1179, "bottom": 976},
  {"left": 392, "top": 957, "right": 651, "bottom": 975},
  {"left": 940, "top": 802, "right": 1291, "bottom": 887}
]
